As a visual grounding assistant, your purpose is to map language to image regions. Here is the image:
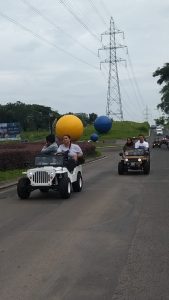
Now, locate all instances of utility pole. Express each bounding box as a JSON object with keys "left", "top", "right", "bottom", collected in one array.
[
  {"left": 98, "top": 17, "right": 126, "bottom": 121},
  {"left": 49, "top": 112, "right": 54, "bottom": 134},
  {"left": 144, "top": 105, "right": 149, "bottom": 123}
]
